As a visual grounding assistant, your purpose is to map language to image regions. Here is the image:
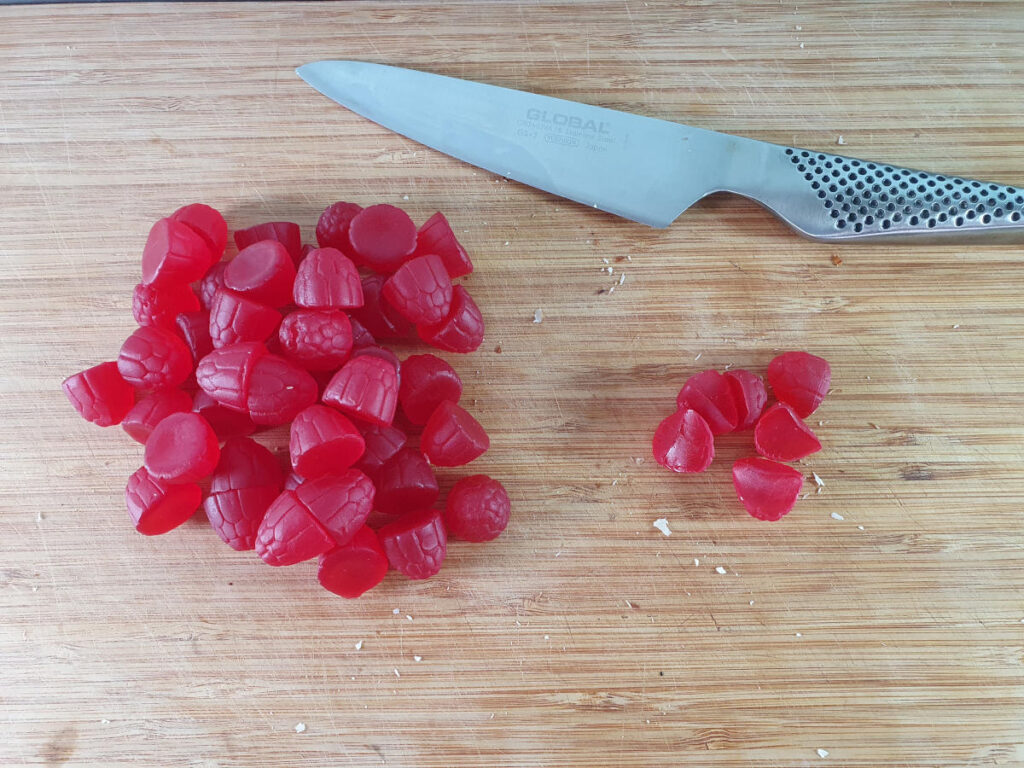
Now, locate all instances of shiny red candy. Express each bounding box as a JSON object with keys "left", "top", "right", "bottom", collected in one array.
[
  {"left": 316, "top": 201, "right": 363, "bottom": 259},
  {"left": 255, "top": 490, "right": 336, "bottom": 566},
  {"left": 353, "top": 423, "right": 407, "bottom": 480},
  {"left": 350, "top": 345, "right": 401, "bottom": 372},
  {"left": 317, "top": 526, "right": 389, "bottom": 598},
  {"left": 383, "top": 253, "right": 453, "bottom": 325},
  {"left": 122, "top": 388, "right": 193, "bottom": 444},
  {"left": 192, "top": 390, "right": 256, "bottom": 440},
  {"left": 652, "top": 408, "right": 714, "bottom": 473},
  {"left": 413, "top": 211, "right": 473, "bottom": 278},
  {"left": 374, "top": 448, "right": 439, "bottom": 518},
  {"left": 378, "top": 508, "right": 447, "bottom": 580},
  {"left": 398, "top": 353, "right": 462, "bottom": 425},
  {"left": 421, "top": 400, "right": 489, "bottom": 466},
  {"left": 289, "top": 405, "right": 366, "bottom": 477},
  {"left": 125, "top": 466, "right": 200, "bottom": 535},
  {"left": 118, "top": 326, "right": 192, "bottom": 391},
  {"left": 63, "top": 362, "right": 135, "bottom": 427},
  {"left": 175, "top": 311, "right": 213, "bottom": 364},
  {"left": 278, "top": 309, "right": 353, "bottom": 371},
  {"left": 416, "top": 285, "right": 484, "bottom": 353},
  {"left": 233, "top": 221, "right": 302, "bottom": 265},
  {"left": 171, "top": 203, "right": 227, "bottom": 263},
  {"left": 724, "top": 369, "right": 768, "bottom": 431},
  {"left": 293, "top": 247, "right": 363, "bottom": 309},
  {"left": 352, "top": 273, "right": 412, "bottom": 339},
  {"left": 246, "top": 353, "right": 318, "bottom": 426},
  {"left": 767, "top": 351, "right": 831, "bottom": 418},
  {"left": 224, "top": 240, "right": 296, "bottom": 307},
  {"left": 210, "top": 437, "right": 284, "bottom": 494},
  {"left": 142, "top": 217, "right": 212, "bottom": 286},
  {"left": 347, "top": 204, "right": 417, "bottom": 273},
  {"left": 144, "top": 411, "right": 220, "bottom": 484},
  {"left": 676, "top": 370, "right": 738, "bottom": 435},
  {"left": 209, "top": 289, "right": 281, "bottom": 349},
  {"left": 732, "top": 457, "right": 804, "bottom": 521},
  {"left": 198, "top": 262, "right": 227, "bottom": 310},
  {"left": 322, "top": 354, "right": 399, "bottom": 427},
  {"left": 195, "top": 342, "right": 267, "bottom": 412},
  {"left": 754, "top": 403, "right": 821, "bottom": 461},
  {"left": 131, "top": 281, "right": 200, "bottom": 329},
  {"left": 294, "top": 470, "right": 375, "bottom": 545},
  {"left": 444, "top": 475, "right": 510, "bottom": 542},
  {"left": 204, "top": 437, "right": 283, "bottom": 550},
  {"left": 348, "top": 316, "right": 375, "bottom": 348}
]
